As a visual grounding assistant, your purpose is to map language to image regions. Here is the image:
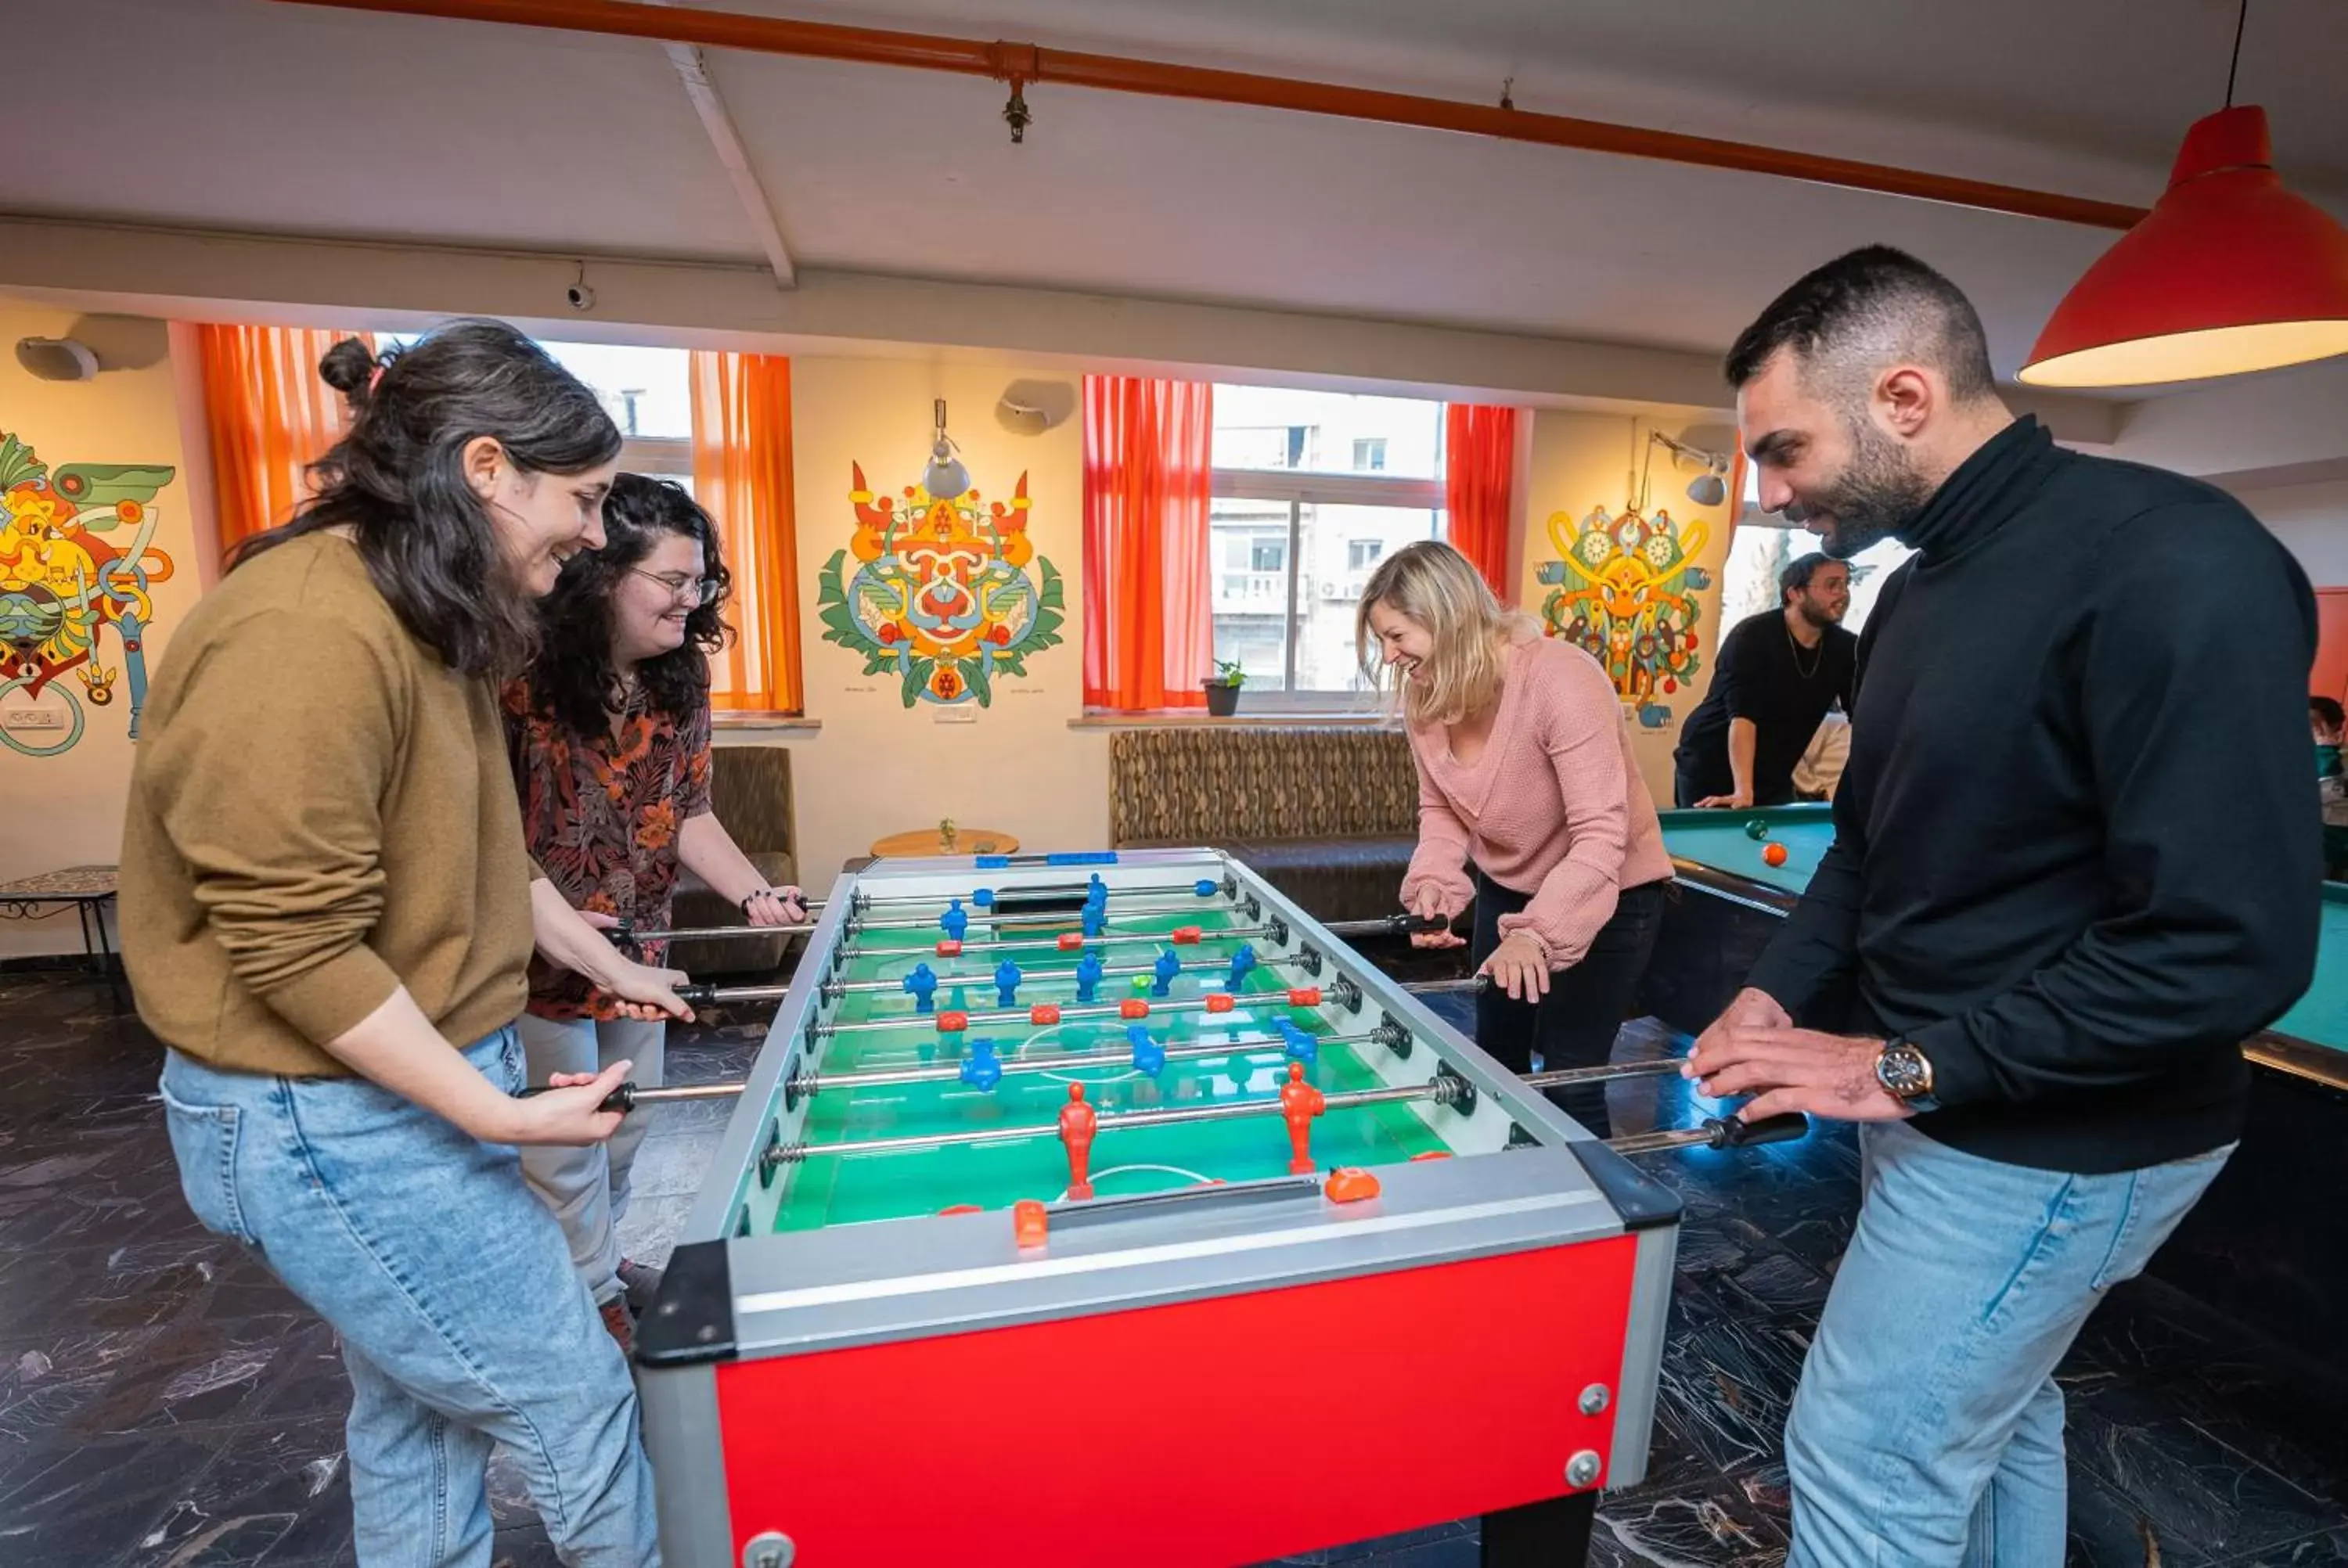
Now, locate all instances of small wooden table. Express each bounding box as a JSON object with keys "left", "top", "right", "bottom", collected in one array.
[
  {"left": 0, "top": 863, "right": 121, "bottom": 988},
  {"left": 868, "top": 827, "right": 1021, "bottom": 859}
]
